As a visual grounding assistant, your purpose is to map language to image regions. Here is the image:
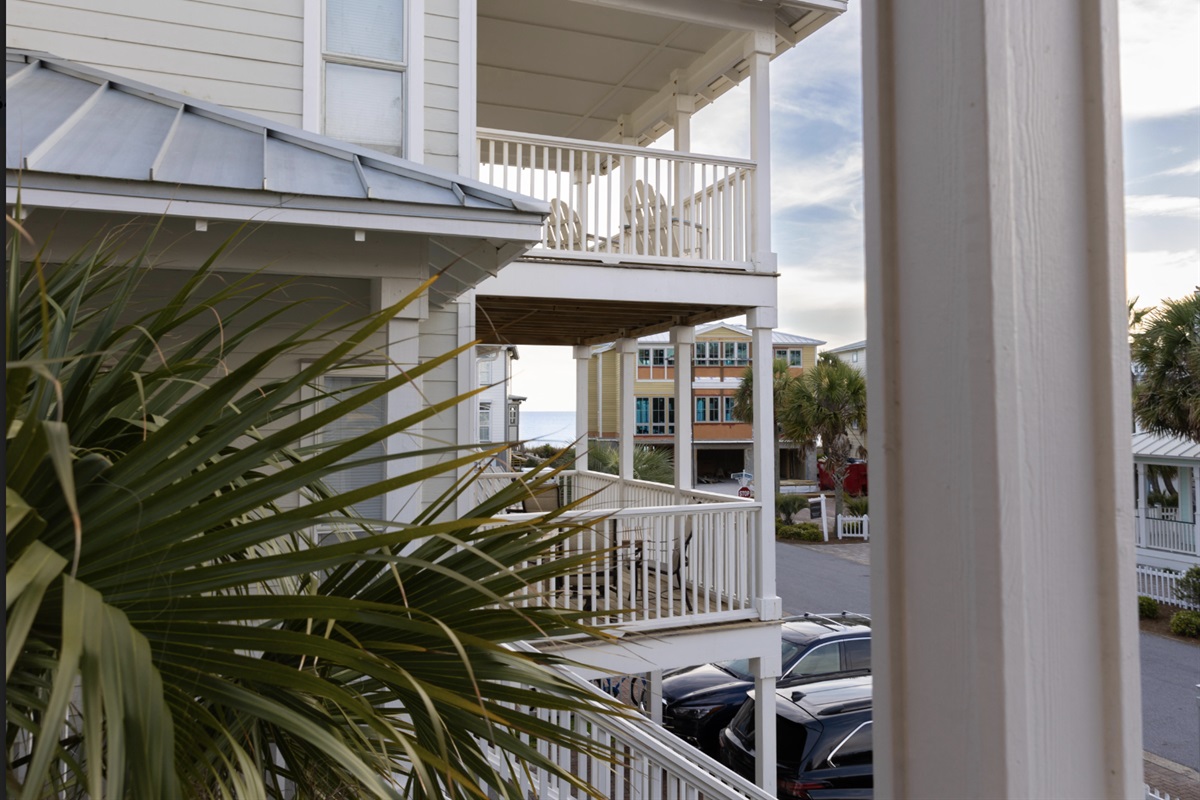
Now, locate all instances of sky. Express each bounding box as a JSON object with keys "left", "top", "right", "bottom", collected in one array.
[{"left": 515, "top": 0, "right": 1200, "bottom": 411}]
